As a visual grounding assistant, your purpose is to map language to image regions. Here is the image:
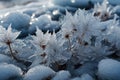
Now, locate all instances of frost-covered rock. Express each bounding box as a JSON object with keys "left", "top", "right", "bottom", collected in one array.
[
  {"left": 0, "top": 63, "right": 23, "bottom": 80},
  {"left": 1, "top": 12, "right": 31, "bottom": 38},
  {"left": 71, "top": 77, "right": 81, "bottom": 80},
  {"left": 0, "top": 54, "right": 12, "bottom": 63},
  {"left": 24, "top": 65, "right": 56, "bottom": 80},
  {"left": 80, "top": 74, "right": 94, "bottom": 80},
  {"left": 52, "top": 70, "right": 71, "bottom": 80},
  {"left": 98, "top": 59, "right": 120, "bottom": 80},
  {"left": 29, "top": 14, "right": 60, "bottom": 34}
]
